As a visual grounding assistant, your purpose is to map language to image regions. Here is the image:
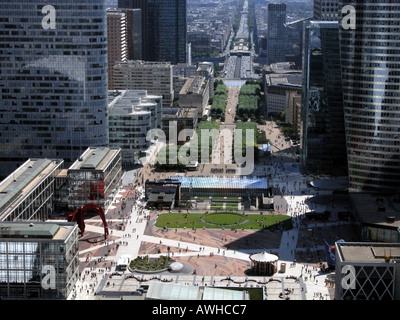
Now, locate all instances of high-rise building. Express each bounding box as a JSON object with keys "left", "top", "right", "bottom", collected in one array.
[
  {"left": 313, "top": 0, "right": 340, "bottom": 21},
  {"left": 0, "top": 0, "right": 109, "bottom": 179},
  {"left": 124, "top": 8, "right": 143, "bottom": 61},
  {"left": 118, "top": 0, "right": 187, "bottom": 64},
  {"left": 118, "top": 0, "right": 148, "bottom": 60},
  {"left": 110, "top": 7, "right": 143, "bottom": 62},
  {"left": 339, "top": 0, "right": 400, "bottom": 194},
  {"left": 267, "top": 3, "right": 287, "bottom": 64},
  {"left": 301, "top": 21, "right": 347, "bottom": 176},
  {"left": 107, "top": 9, "right": 128, "bottom": 90}
]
